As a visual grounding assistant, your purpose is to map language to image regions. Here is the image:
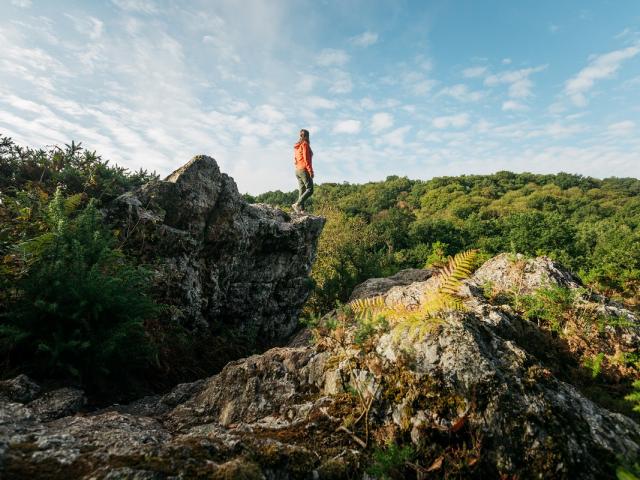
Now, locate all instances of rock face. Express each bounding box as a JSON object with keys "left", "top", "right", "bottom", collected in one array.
[
  {"left": 106, "top": 155, "right": 325, "bottom": 341},
  {"left": 2, "top": 255, "right": 639, "bottom": 479}
]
